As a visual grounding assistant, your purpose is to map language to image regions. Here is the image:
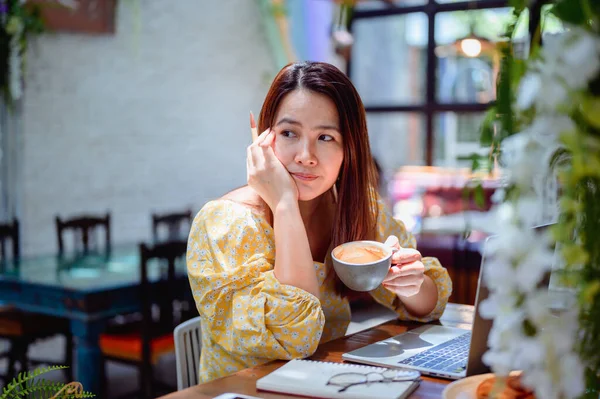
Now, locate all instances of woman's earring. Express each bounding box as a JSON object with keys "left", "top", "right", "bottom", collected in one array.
[{"left": 332, "top": 183, "right": 338, "bottom": 203}]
